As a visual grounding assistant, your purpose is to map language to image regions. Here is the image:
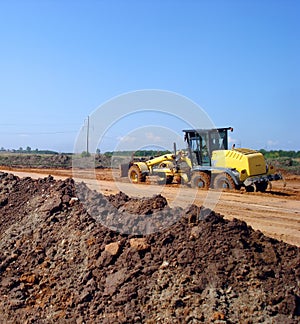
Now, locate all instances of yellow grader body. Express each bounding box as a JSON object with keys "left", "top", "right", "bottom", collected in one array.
[{"left": 122, "top": 127, "right": 282, "bottom": 192}]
